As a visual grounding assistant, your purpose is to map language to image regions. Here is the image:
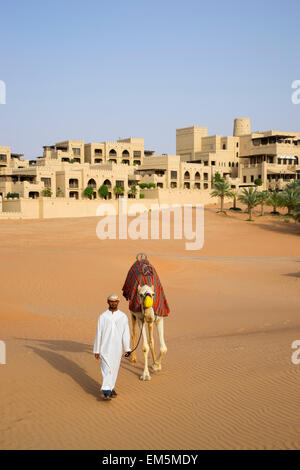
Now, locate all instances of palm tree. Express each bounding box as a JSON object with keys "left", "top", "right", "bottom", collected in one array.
[
  {"left": 230, "top": 189, "right": 241, "bottom": 210},
  {"left": 113, "top": 184, "right": 125, "bottom": 199},
  {"left": 237, "top": 187, "right": 259, "bottom": 221},
  {"left": 98, "top": 184, "right": 109, "bottom": 200},
  {"left": 286, "top": 180, "right": 300, "bottom": 192},
  {"left": 210, "top": 180, "right": 234, "bottom": 212},
  {"left": 257, "top": 190, "right": 269, "bottom": 216},
  {"left": 129, "top": 185, "right": 137, "bottom": 198},
  {"left": 83, "top": 186, "right": 94, "bottom": 200},
  {"left": 294, "top": 203, "right": 300, "bottom": 222},
  {"left": 56, "top": 187, "right": 63, "bottom": 197},
  {"left": 267, "top": 191, "right": 283, "bottom": 214},
  {"left": 281, "top": 188, "right": 300, "bottom": 215},
  {"left": 213, "top": 172, "right": 224, "bottom": 184},
  {"left": 42, "top": 187, "right": 52, "bottom": 197}
]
